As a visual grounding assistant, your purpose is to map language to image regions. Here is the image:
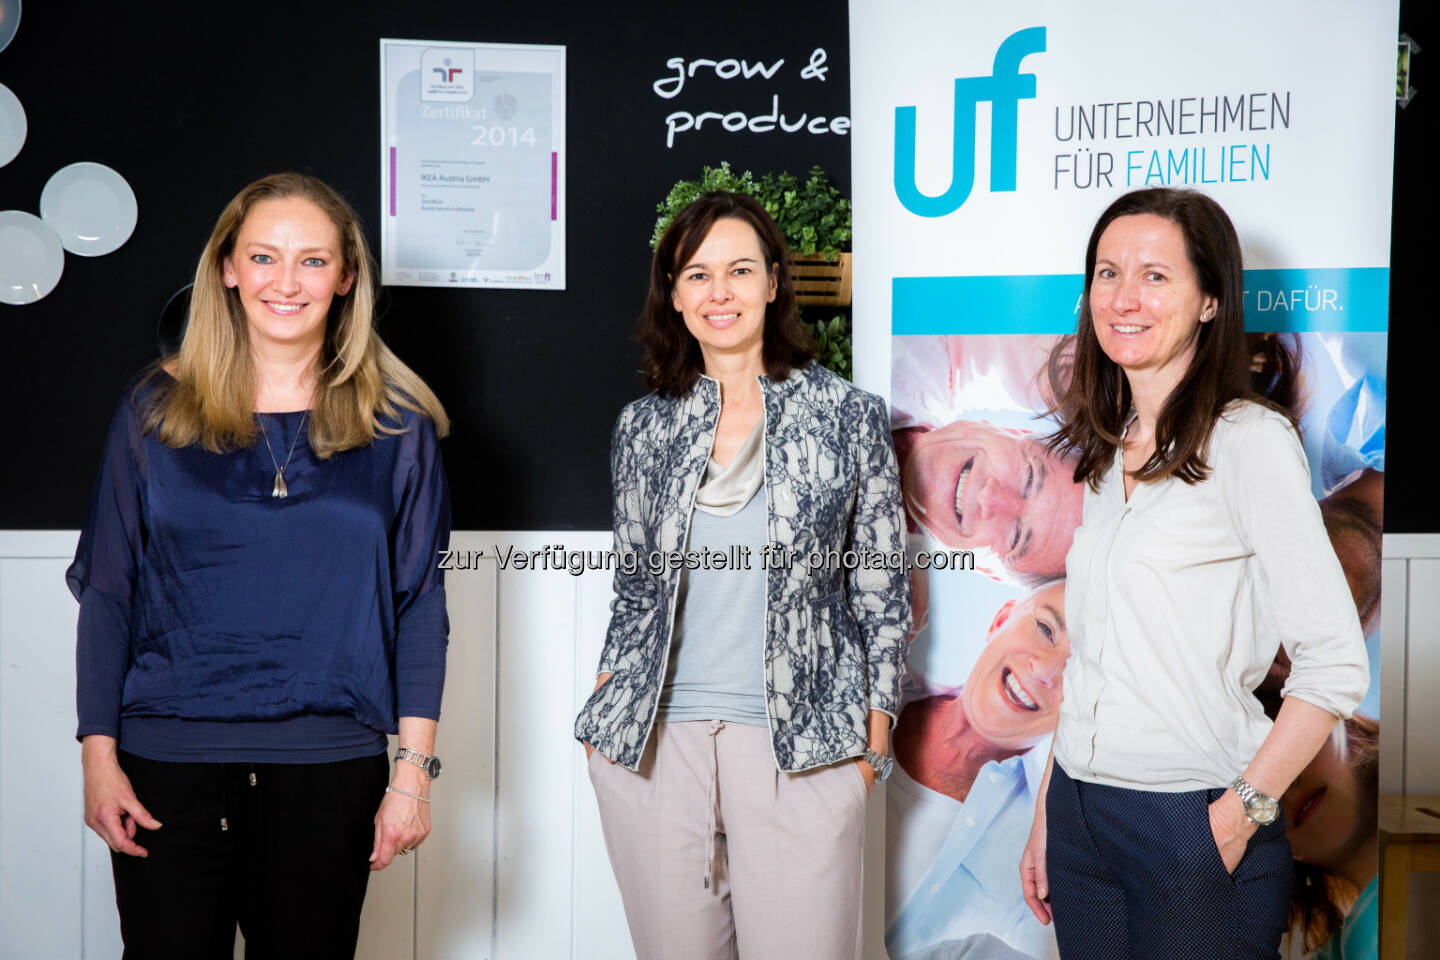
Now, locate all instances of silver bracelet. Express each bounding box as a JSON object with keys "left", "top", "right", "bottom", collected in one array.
[{"left": 385, "top": 785, "right": 430, "bottom": 804}]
